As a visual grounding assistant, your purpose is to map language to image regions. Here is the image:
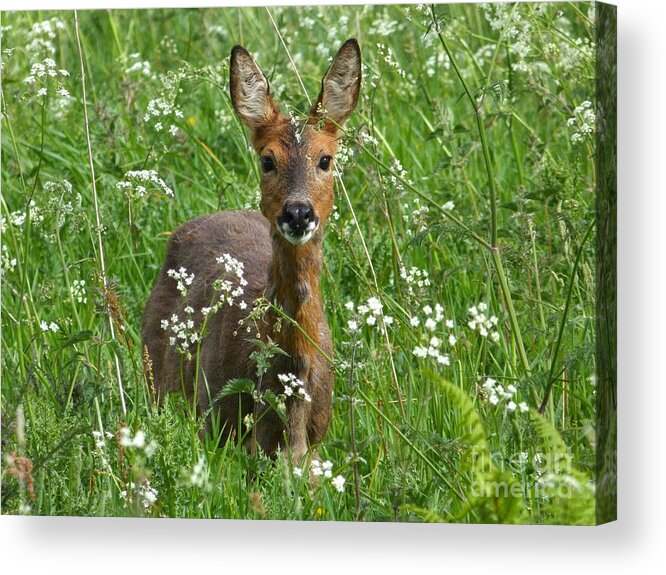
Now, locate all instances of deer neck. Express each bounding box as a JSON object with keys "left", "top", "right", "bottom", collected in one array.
[{"left": 267, "top": 229, "right": 325, "bottom": 374}]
